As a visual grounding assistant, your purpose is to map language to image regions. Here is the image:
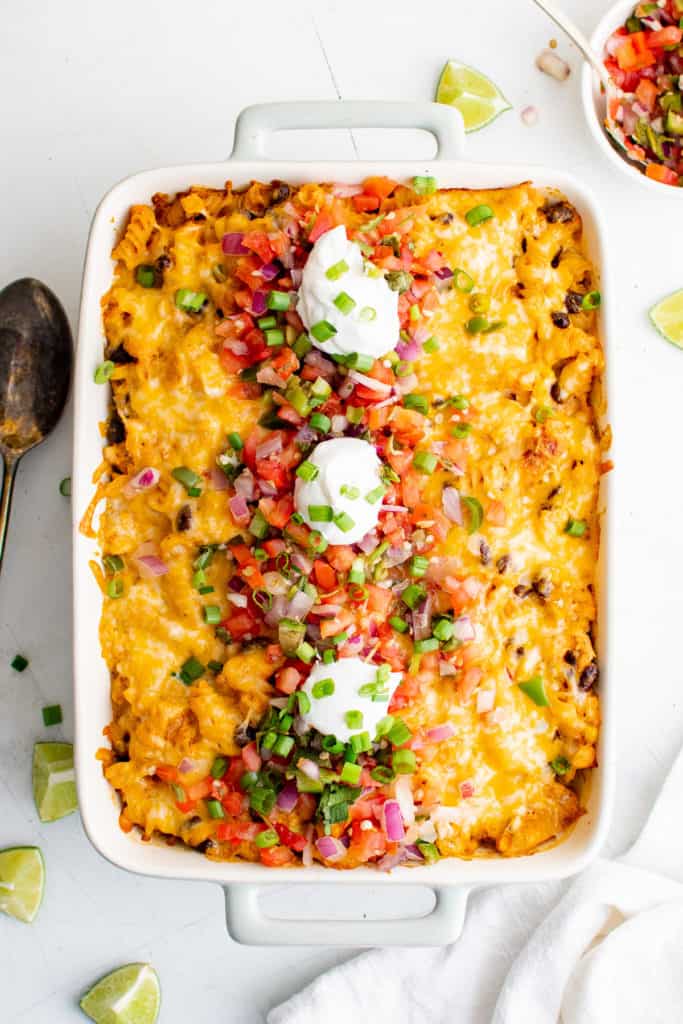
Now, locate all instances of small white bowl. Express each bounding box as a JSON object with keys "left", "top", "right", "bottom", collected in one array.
[{"left": 581, "top": 0, "right": 681, "bottom": 194}]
